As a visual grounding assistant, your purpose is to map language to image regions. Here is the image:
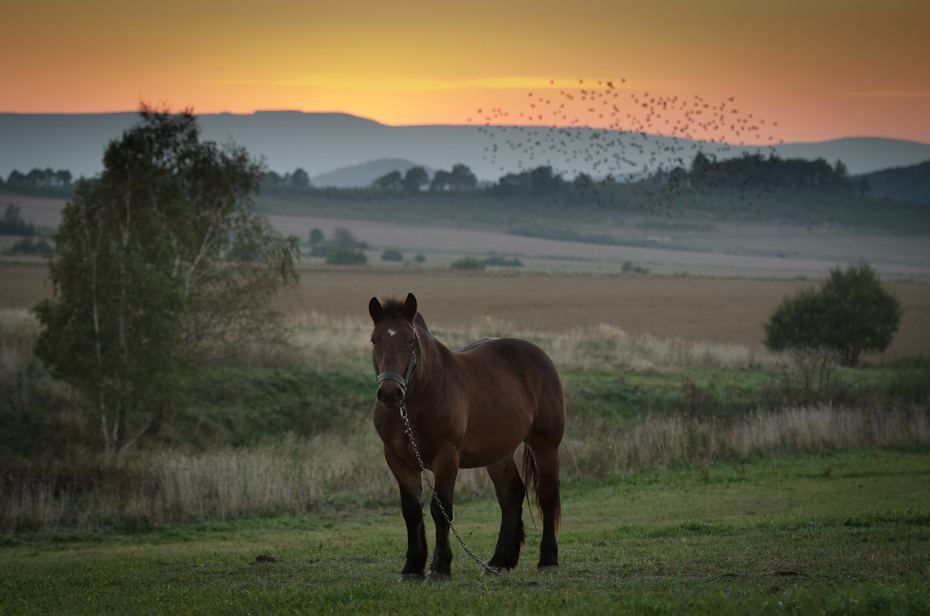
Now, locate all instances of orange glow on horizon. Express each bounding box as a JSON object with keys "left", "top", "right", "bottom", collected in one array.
[{"left": 2, "top": 0, "right": 928, "bottom": 144}]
